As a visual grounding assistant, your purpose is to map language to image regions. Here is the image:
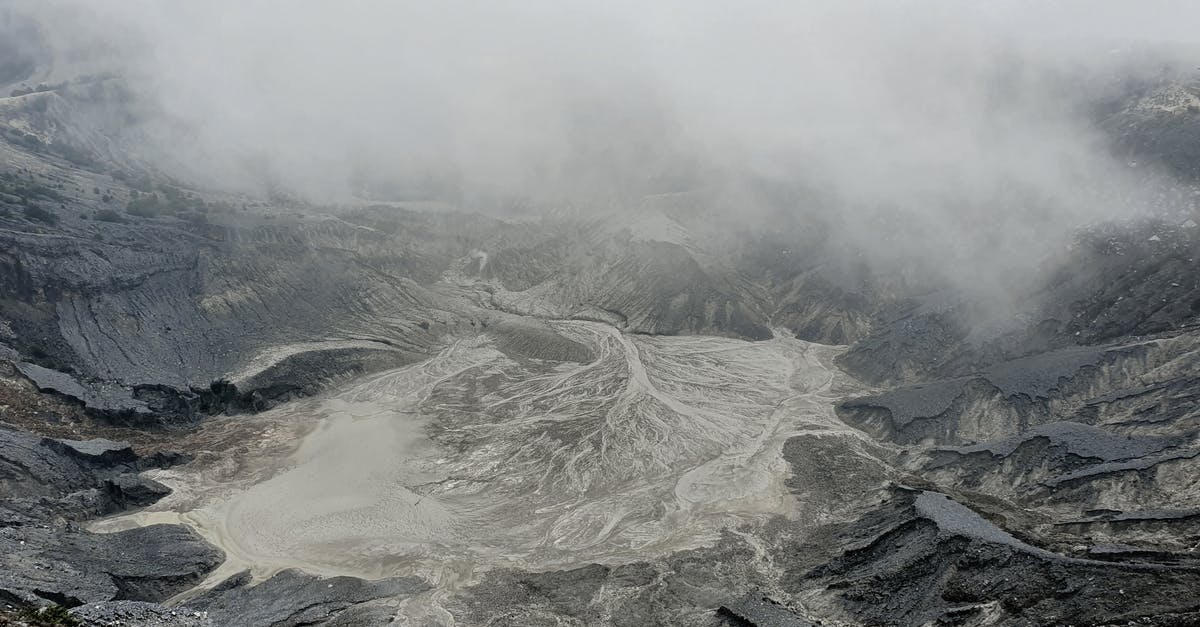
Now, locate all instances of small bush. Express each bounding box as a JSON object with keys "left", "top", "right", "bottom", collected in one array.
[
  {"left": 125, "top": 187, "right": 210, "bottom": 217},
  {"left": 19, "top": 605, "right": 81, "bottom": 626},
  {"left": 22, "top": 204, "right": 57, "bottom": 224},
  {"left": 51, "top": 142, "right": 97, "bottom": 168},
  {"left": 95, "top": 208, "right": 122, "bottom": 222},
  {"left": 126, "top": 192, "right": 163, "bottom": 217},
  {"left": 0, "top": 175, "right": 65, "bottom": 203}
]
